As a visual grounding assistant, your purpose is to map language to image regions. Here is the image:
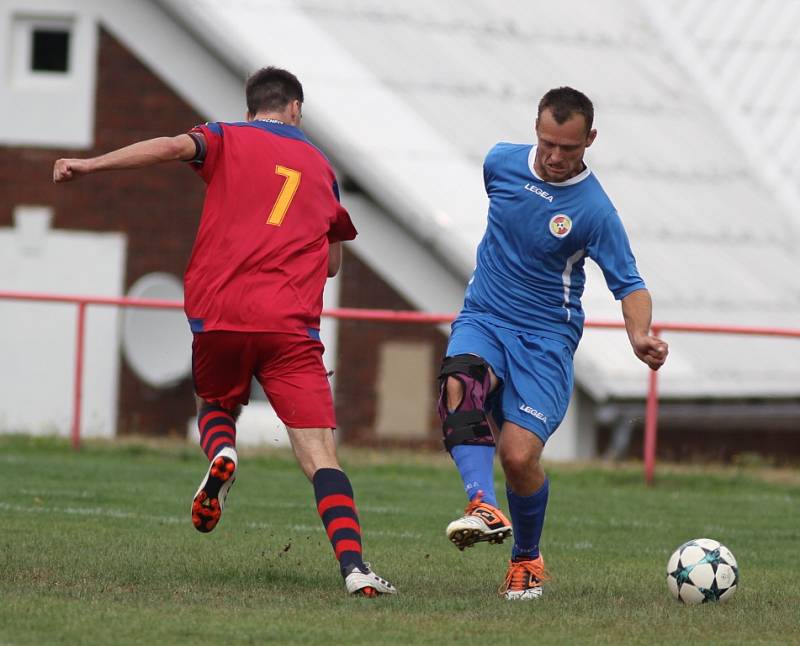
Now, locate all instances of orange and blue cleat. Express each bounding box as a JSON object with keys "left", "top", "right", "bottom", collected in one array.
[{"left": 446, "top": 491, "right": 512, "bottom": 550}]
